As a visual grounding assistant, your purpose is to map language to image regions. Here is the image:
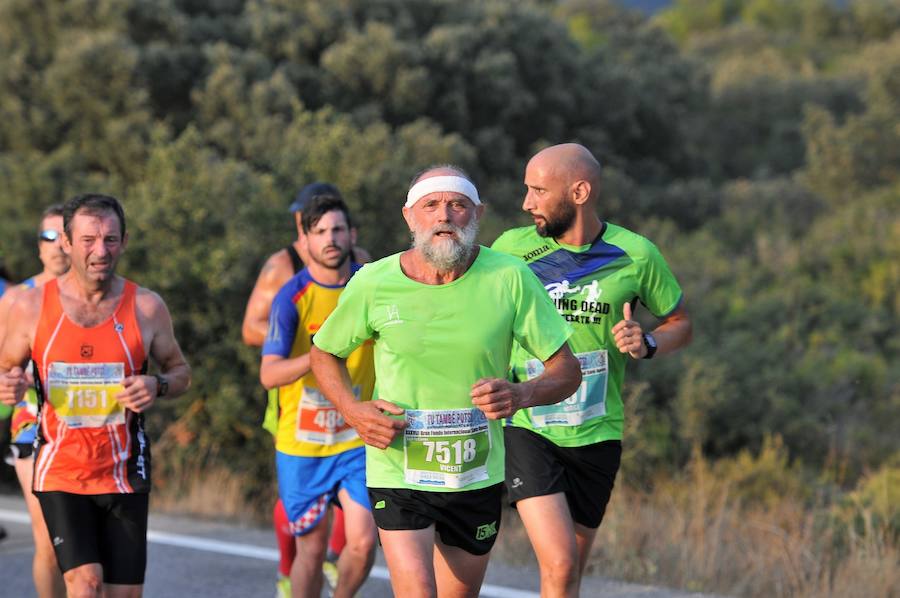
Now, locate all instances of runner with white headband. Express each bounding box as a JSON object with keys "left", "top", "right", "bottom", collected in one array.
[
  {"left": 310, "top": 164, "right": 581, "bottom": 598},
  {"left": 405, "top": 175, "right": 481, "bottom": 208}
]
